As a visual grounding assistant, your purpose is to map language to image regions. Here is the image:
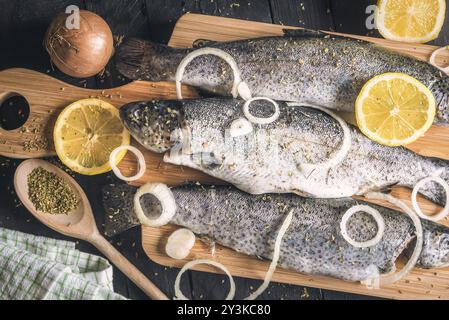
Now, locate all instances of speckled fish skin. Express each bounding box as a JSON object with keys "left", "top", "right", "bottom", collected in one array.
[
  {"left": 136, "top": 184, "right": 449, "bottom": 282},
  {"left": 120, "top": 98, "right": 449, "bottom": 207},
  {"left": 116, "top": 31, "right": 449, "bottom": 125}
]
